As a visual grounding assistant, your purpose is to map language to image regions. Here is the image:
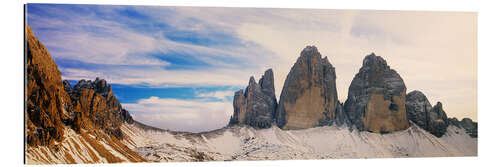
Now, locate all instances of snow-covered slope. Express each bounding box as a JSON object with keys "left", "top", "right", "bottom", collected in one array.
[
  {"left": 120, "top": 123, "right": 477, "bottom": 162},
  {"left": 25, "top": 127, "right": 146, "bottom": 164}
]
